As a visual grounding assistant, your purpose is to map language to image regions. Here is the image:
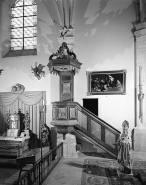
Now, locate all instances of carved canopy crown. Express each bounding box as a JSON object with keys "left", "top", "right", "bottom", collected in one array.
[{"left": 47, "top": 42, "right": 82, "bottom": 75}]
